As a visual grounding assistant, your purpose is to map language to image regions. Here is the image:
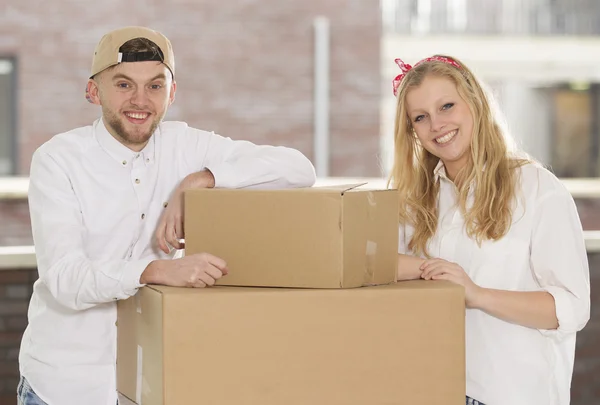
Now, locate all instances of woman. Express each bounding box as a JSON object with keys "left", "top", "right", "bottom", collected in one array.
[{"left": 390, "top": 55, "right": 590, "bottom": 405}]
